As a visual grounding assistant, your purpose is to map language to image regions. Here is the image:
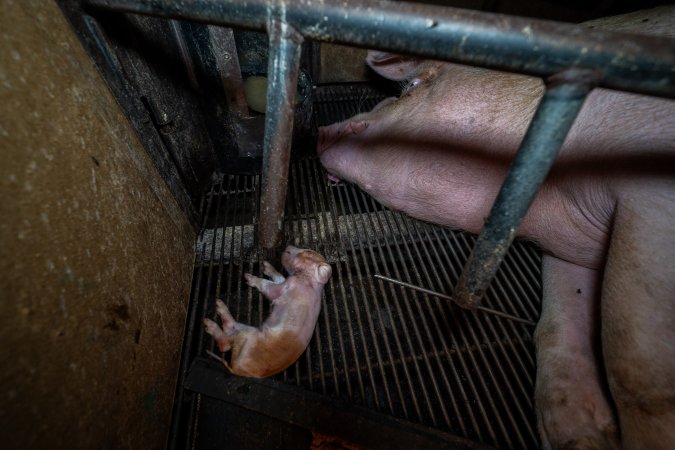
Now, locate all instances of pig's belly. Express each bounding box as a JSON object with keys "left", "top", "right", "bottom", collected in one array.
[
  {"left": 319, "top": 122, "right": 612, "bottom": 269},
  {"left": 230, "top": 329, "right": 307, "bottom": 378}
]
